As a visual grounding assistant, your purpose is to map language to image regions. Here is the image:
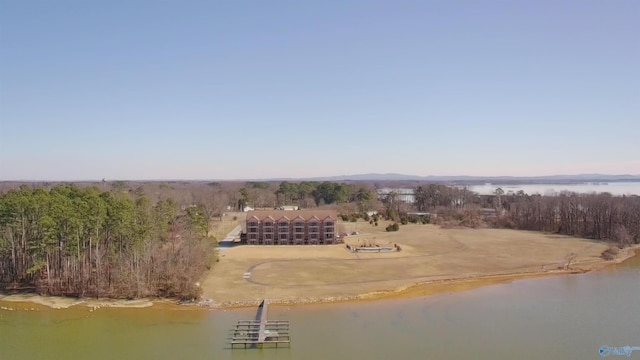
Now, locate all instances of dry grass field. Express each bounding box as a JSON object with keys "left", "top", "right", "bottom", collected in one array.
[{"left": 201, "top": 220, "right": 617, "bottom": 305}]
